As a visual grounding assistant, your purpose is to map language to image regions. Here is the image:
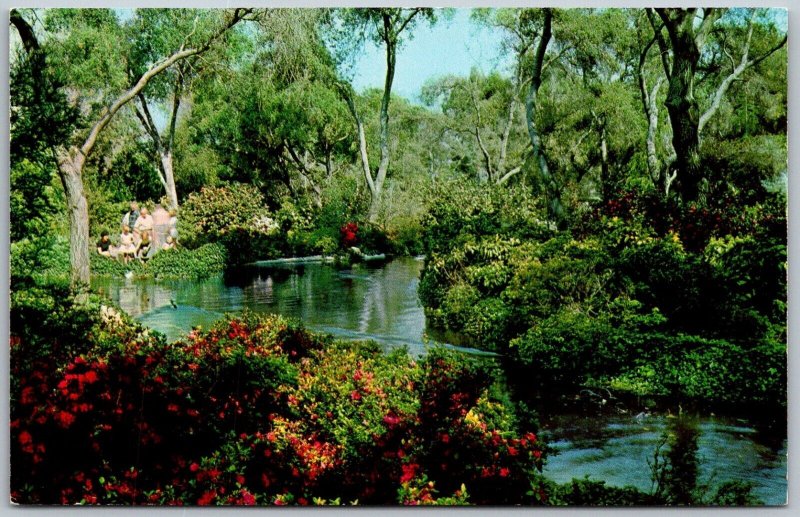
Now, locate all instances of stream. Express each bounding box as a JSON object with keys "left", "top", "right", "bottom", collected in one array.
[{"left": 92, "top": 256, "right": 787, "bottom": 504}]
